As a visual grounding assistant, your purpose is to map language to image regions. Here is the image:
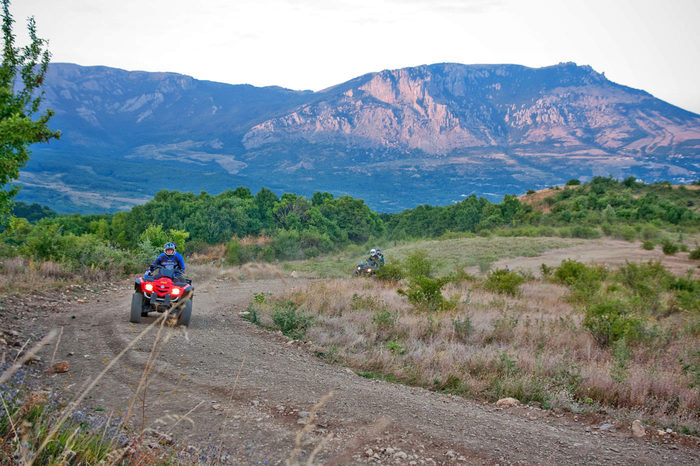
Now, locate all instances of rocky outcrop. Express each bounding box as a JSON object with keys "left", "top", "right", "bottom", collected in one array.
[{"left": 243, "top": 63, "right": 700, "bottom": 159}]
